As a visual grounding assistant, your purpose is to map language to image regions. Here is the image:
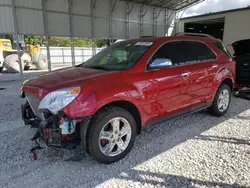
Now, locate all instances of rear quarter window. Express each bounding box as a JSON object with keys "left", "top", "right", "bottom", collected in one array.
[
  {"left": 213, "top": 41, "right": 231, "bottom": 57},
  {"left": 185, "top": 41, "right": 217, "bottom": 63}
]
